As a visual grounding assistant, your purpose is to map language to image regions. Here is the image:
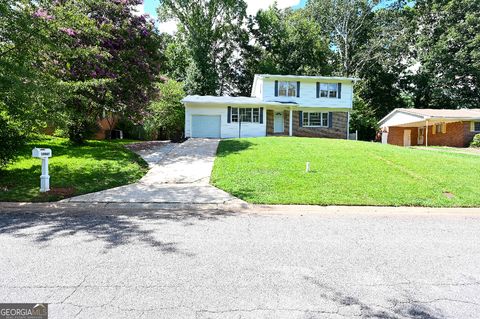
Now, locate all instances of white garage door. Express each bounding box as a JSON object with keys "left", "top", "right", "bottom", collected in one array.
[{"left": 191, "top": 115, "right": 221, "bottom": 138}]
